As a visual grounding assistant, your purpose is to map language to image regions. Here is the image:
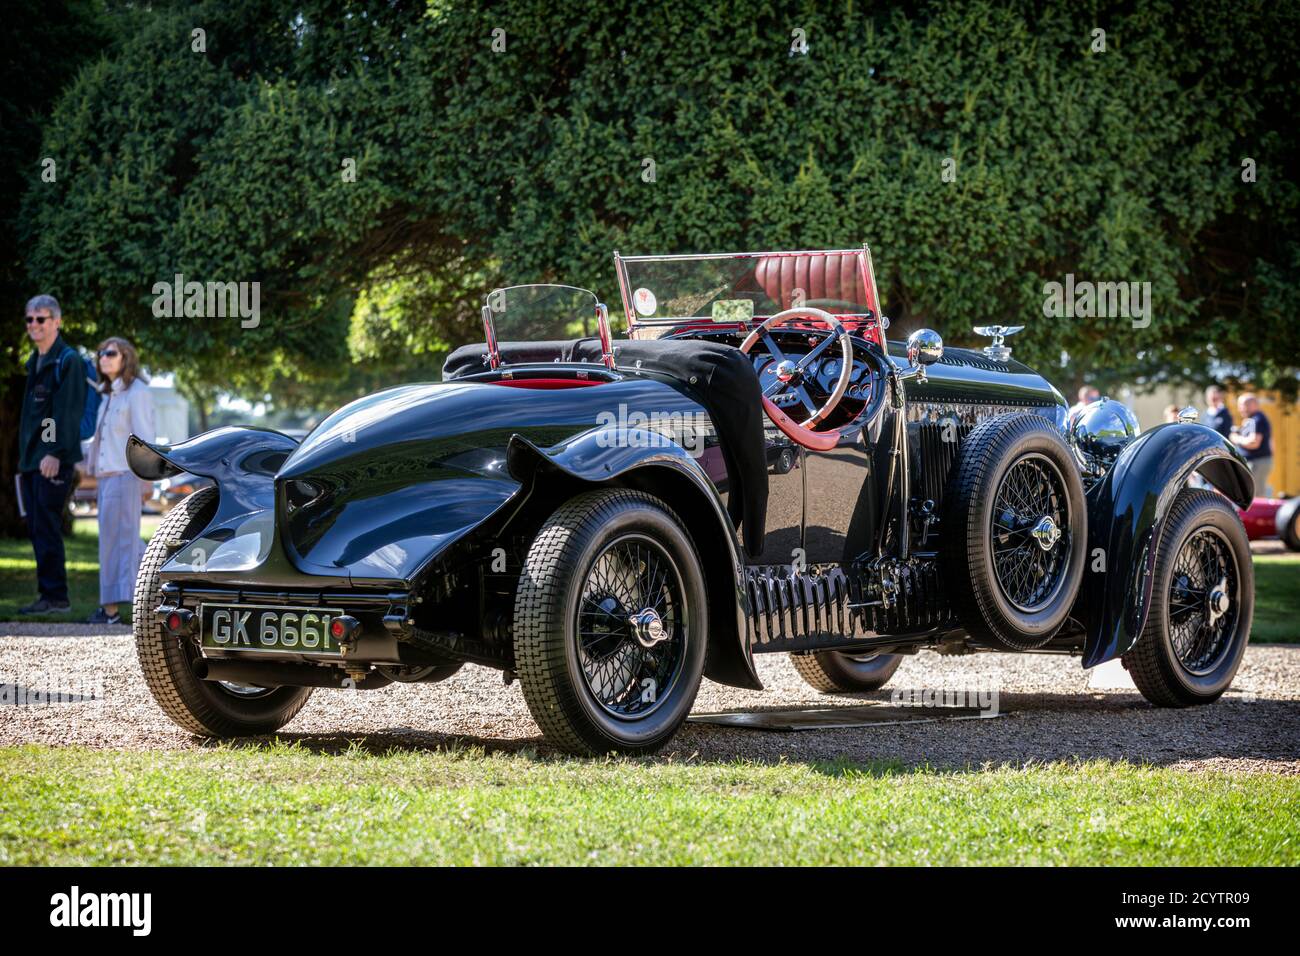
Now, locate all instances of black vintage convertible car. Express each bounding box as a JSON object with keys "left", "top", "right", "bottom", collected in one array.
[{"left": 129, "top": 247, "right": 1256, "bottom": 755}]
